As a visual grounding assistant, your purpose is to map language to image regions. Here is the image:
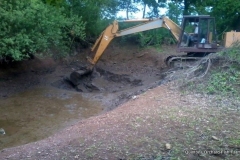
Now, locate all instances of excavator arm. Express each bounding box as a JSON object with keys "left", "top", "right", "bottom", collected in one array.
[
  {"left": 88, "top": 16, "right": 182, "bottom": 66},
  {"left": 69, "top": 15, "right": 223, "bottom": 86}
]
